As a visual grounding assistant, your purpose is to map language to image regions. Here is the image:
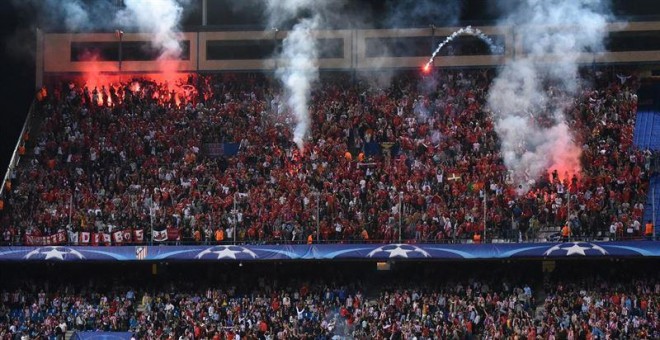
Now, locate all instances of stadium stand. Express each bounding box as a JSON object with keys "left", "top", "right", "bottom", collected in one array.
[
  {"left": 0, "top": 69, "right": 654, "bottom": 246},
  {"left": 1, "top": 3, "right": 659, "bottom": 340},
  {"left": 0, "top": 260, "right": 657, "bottom": 339},
  {"left": 633, "top": 111, "right": 660, "bottom": 151}
]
